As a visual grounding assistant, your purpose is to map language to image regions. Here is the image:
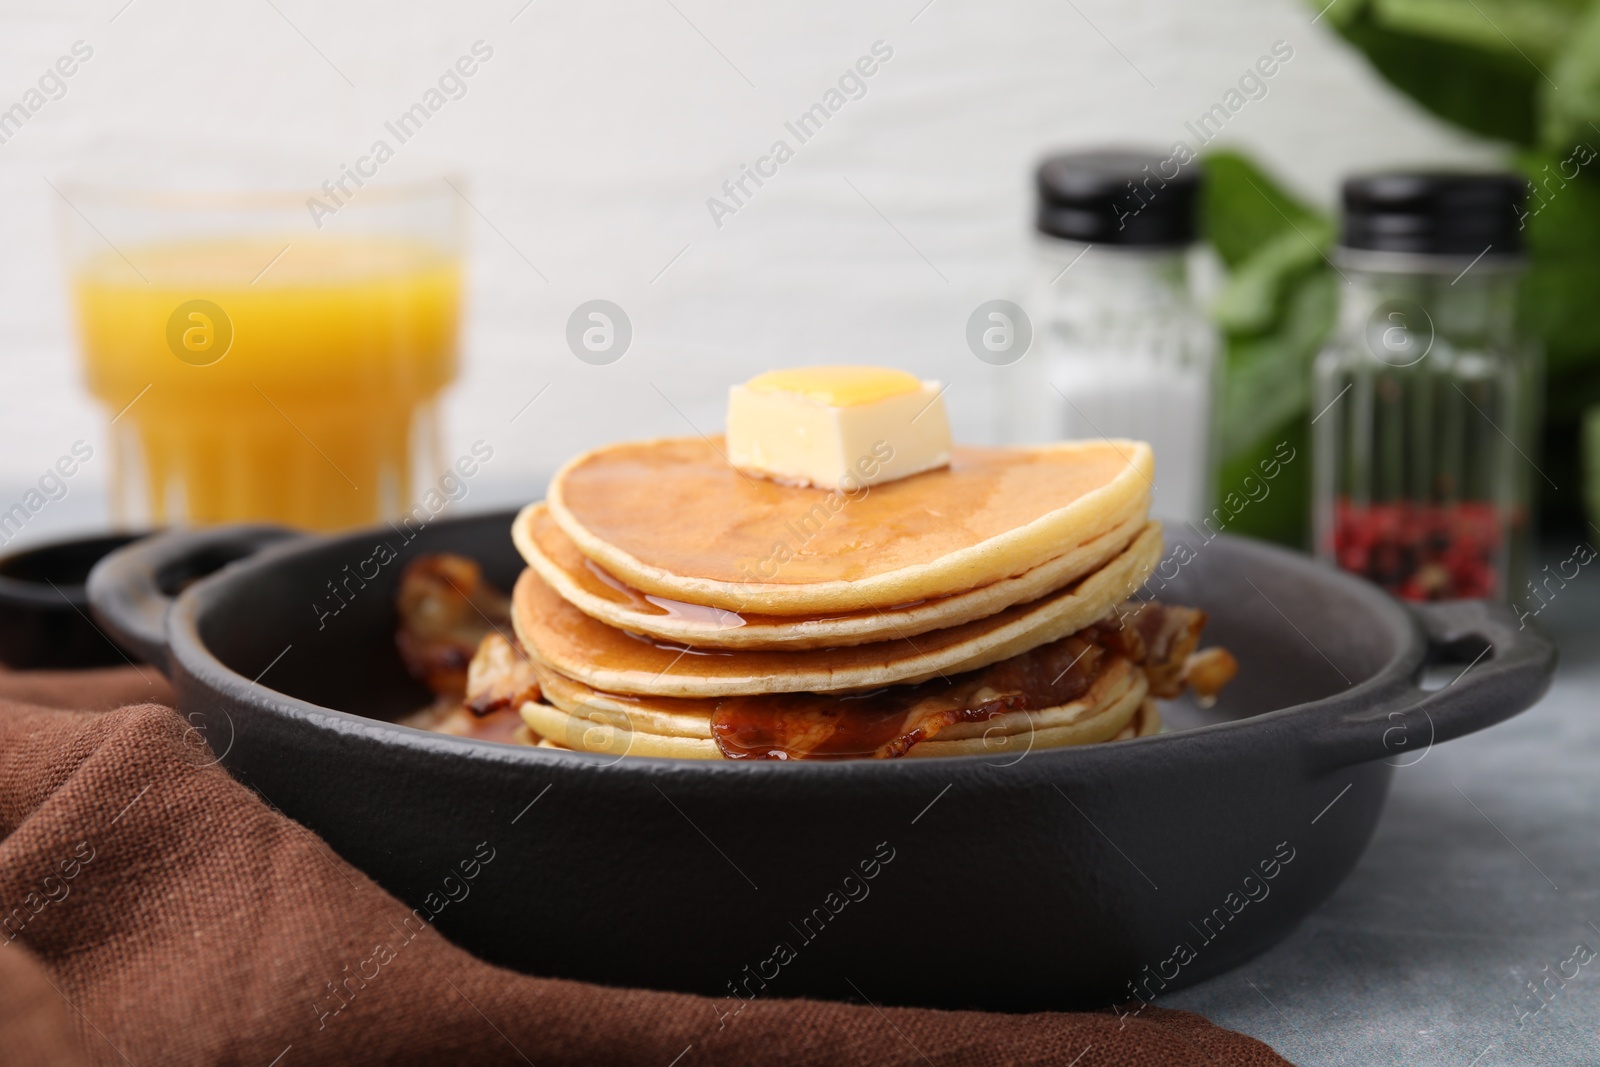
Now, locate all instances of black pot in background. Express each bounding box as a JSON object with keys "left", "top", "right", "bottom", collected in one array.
[
  {"left": 0, "top": 533, "right": 148, "bottom": 669},
  {"left": 0, "top": 534, "right": 152, "bottom": 668}
]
